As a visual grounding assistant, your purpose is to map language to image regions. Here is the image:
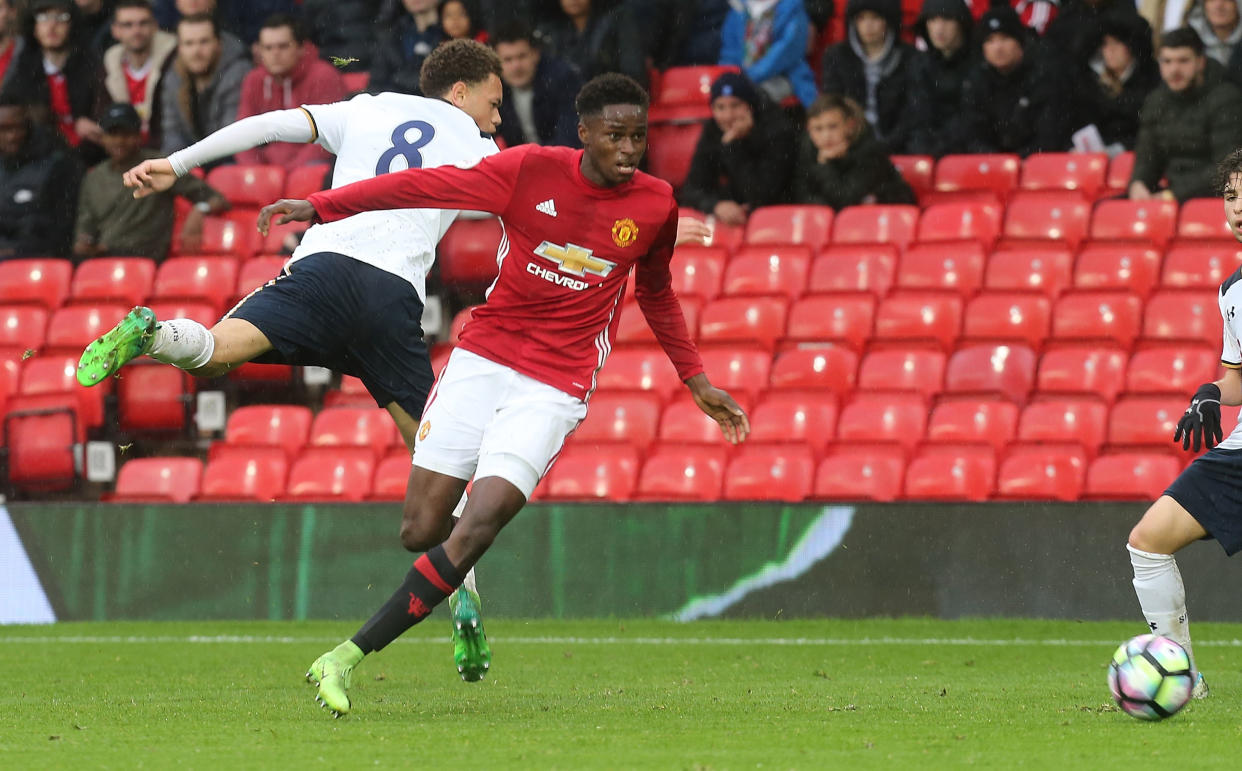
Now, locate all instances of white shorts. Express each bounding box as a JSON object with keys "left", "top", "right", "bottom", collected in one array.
[{"left": 413, "top": 349, "right": 587, "bottom": 498}]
